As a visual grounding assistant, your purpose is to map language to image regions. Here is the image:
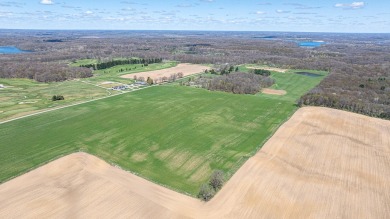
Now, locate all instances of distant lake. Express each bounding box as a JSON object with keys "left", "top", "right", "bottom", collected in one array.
[
  {"left": 298, "top": 41, "right": 326, "bottom": 48},
  {"left": 253, "top": 36, "right": 277, "bottom": 40},
  {"left": 0, "top": 46, "right": 30, "bottom": 54}
]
